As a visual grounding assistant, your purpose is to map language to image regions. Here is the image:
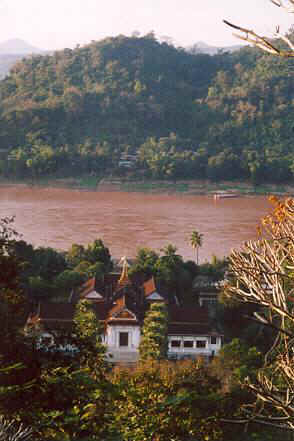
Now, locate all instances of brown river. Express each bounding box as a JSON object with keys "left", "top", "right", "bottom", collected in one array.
[{"left": 0, "top": 186, "right": 273, "bottom": 262}]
